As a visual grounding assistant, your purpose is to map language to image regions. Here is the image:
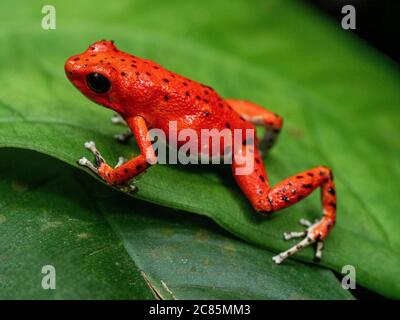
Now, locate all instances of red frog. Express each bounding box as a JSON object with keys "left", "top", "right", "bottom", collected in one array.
[{"left": 65, "top": 40, "right": 336, "bottom": 264}]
